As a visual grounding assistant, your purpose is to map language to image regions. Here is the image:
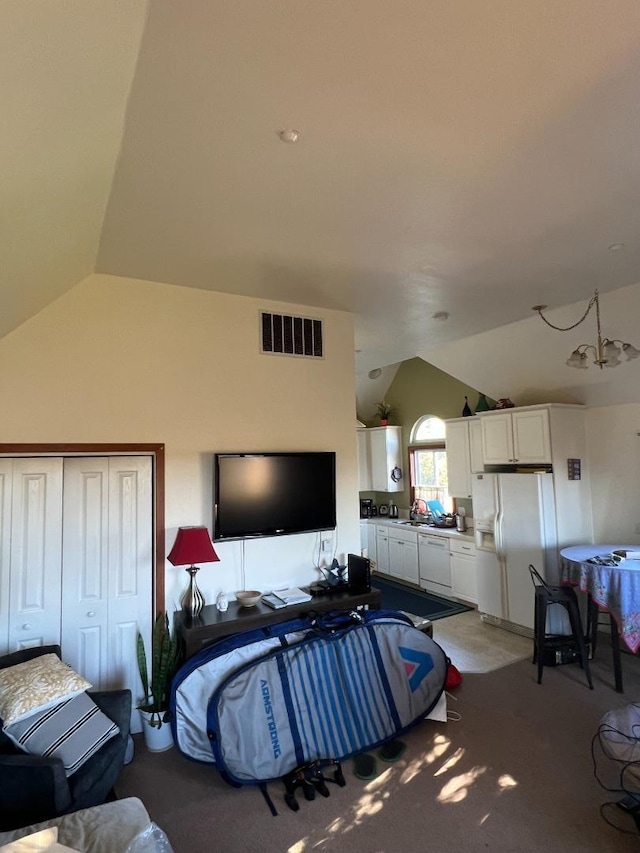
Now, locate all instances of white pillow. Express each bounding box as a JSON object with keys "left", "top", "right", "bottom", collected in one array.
[
  {"left": 0, "top": 827, "right": 78, "bottom": 852},
  {"left": 4, "top": 692, "right": 119, "bottom": 777},
  {"left": 0, "top": 655, "right": 91, "bottom": 727}
]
